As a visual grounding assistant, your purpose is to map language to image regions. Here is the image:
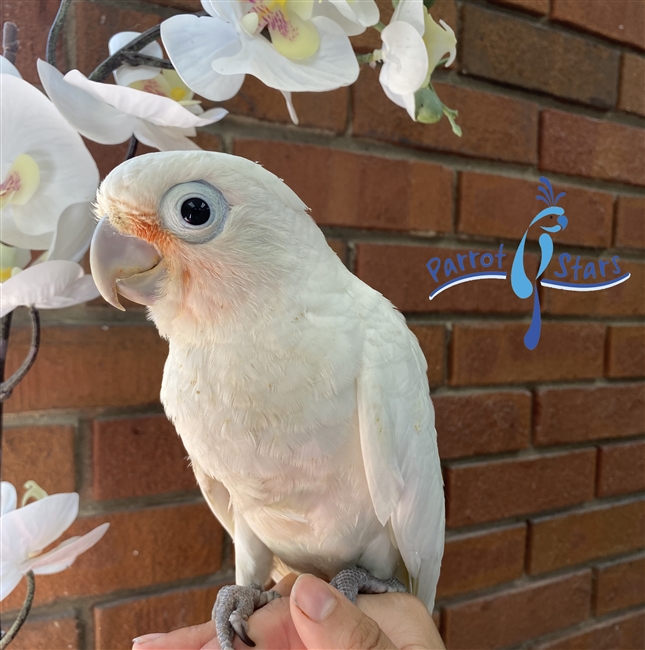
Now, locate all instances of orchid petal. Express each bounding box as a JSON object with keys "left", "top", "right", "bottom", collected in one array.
[
  {"left": 27, "top": 523, "right": 109, "bottom": 575},
  {"left": 1, "top": 493, "right": 78, "bottom": 566},
  {"left": 0, "top": 260, "right": 87, "bottom": 317},
  {"left": 133, "top": 121, "right": 202, "bottom": 152},
  {"left": 424, "top": 16, "right": 457, "bottom": 70},
  {"left": 281, "top": 90, "right": 299, "bottom": 125},
  {"left": 0, "top": 56, "right": 21, "bottom": 78},
  {"left": 36, "top": 274, "right": 100, "bottom": 310},
  {"left": 161, "top": 14, "right": 245, "bottom": 101},
  {"left": 381, "top": 21, "right": 428, "bottom": 95},
  {"left": 381, "top": 82, "right": 416, "bottom": 120},
  {"left": 310, "top": 1, "right": 365, "bottom": 36},
  {"left": 212, "top": 17, "right": 358, "bottom": 92},
  {"left": 64, "top": 70, "right": 226, "bottom": 128},
  {"left": 109, "top": 31, "right": 164, "bottom": 87},
  {"left": 0, "top": 566, "right": 23, "bottom": 601},
  {"left": 391, "top": 0, "right": 425, "bottom": 35},
  {"left": 1, "top": 483, "right": 17, "bottom": 516},
  {"left": 0, "top": 210, "right": 53, "bottom": 251},
  {"left": 38, "top": 59, "right": 136, "bottom": 145},
  {"left": 328, "top": 0, "right": 379, "bottom": 28},
  {"left": 0, "top": 243, "right": 31, "bottom": 274},
  {"left": 3, "top": 70, "right": 99, "bottom": 239},
  {"left": 45, "top": 202, "right": 95, "bottom": 263},
  {"left": 201, "top": 0, "right": 244, "bottom": 23}
]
